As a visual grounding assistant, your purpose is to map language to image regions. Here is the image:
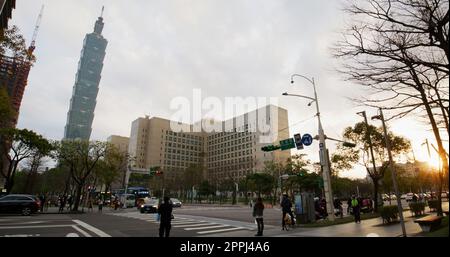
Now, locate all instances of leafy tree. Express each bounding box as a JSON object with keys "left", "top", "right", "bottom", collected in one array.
[
  {"left": 53, "top": 140, "right": 107, "bottom": 211},
  {"left": 246, "top": 172, "right": 274, "bottom": 197},
  {"left": 0, "top": 25, "right": 36, "bottom": 62},
  {"left": 337, "top": 122, "right": 411, "bottom": 211},
  {"left": 0, "top": 128, "right": 52, "bottom": 194}
]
